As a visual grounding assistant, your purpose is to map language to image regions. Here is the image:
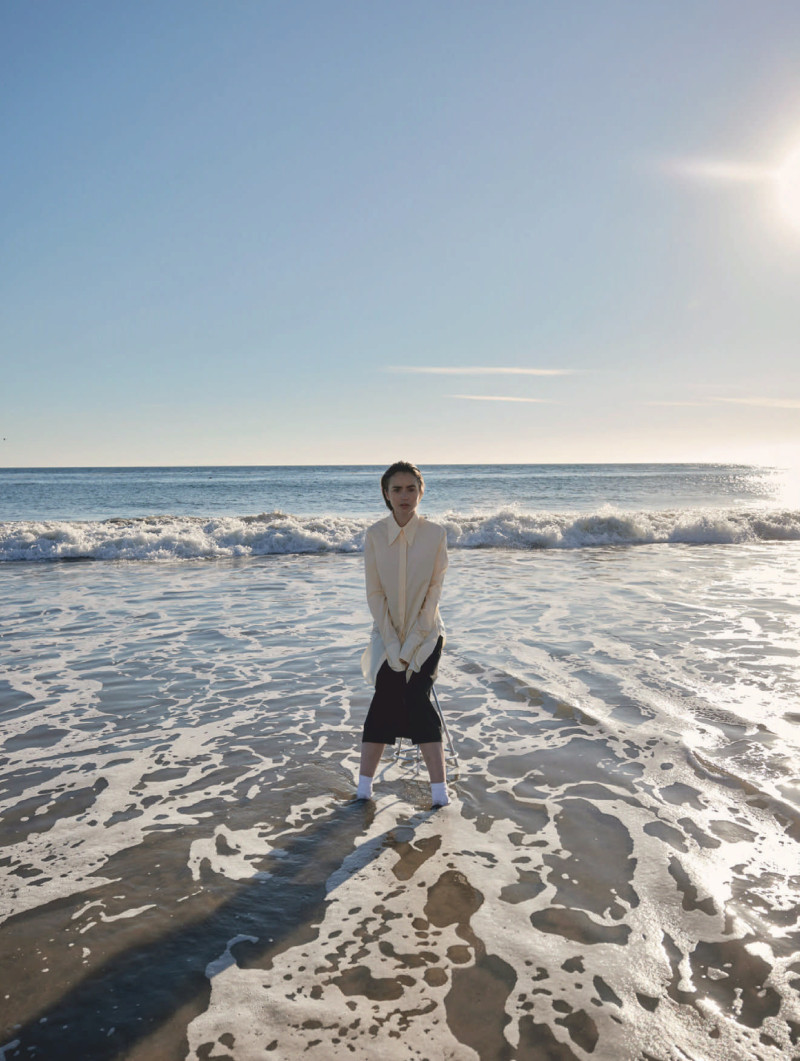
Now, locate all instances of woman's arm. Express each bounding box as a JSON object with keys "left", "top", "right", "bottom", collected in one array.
[
  {"left": 365, "top": 531, "right": 404, "bottom": 670},
  {"left": 399, "top": 530, "right": 448, "bottom": 665}
]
